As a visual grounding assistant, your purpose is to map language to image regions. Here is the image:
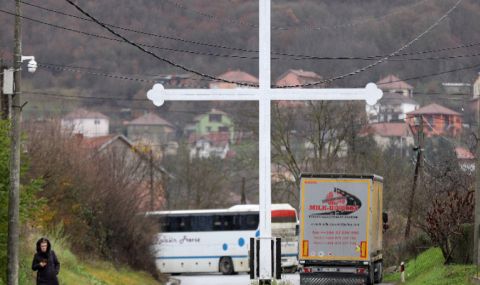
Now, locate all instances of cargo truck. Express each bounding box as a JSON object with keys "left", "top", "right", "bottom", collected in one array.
[{"left": 298, "top": 174, "right": 386, "bottom": 285}]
